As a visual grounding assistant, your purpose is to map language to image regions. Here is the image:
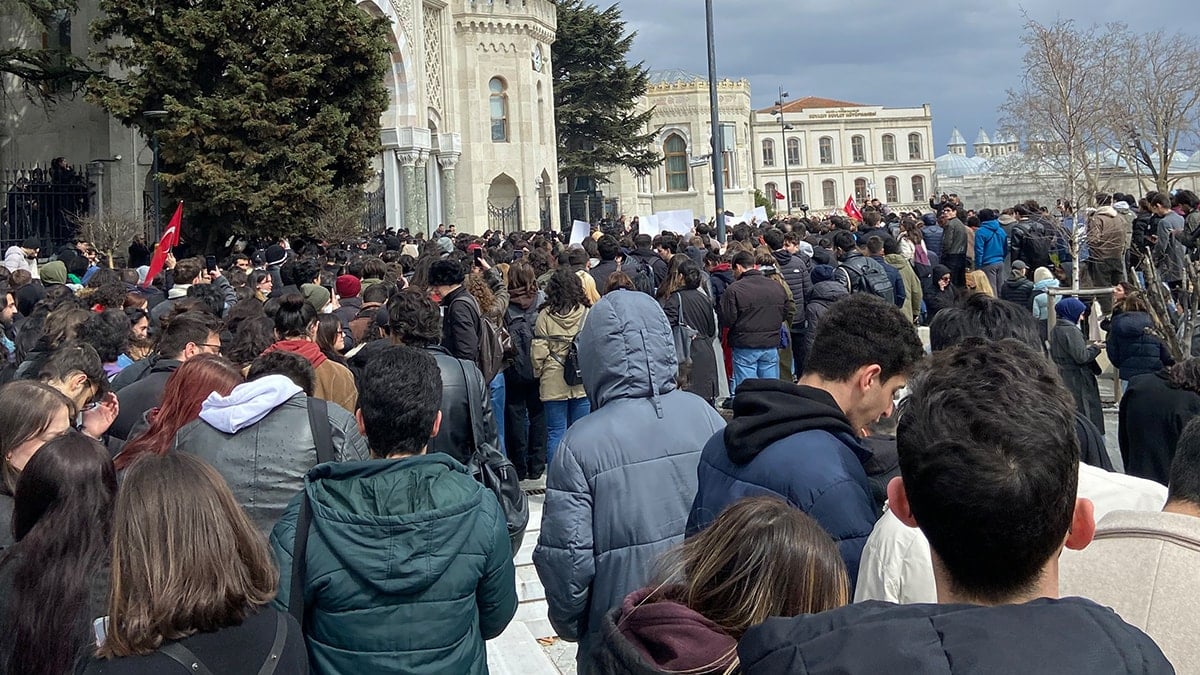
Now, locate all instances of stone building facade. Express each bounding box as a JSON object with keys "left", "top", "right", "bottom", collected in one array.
[
  {"left": 751, "top": 97, "right": 936, "bottom": 215},
  {"left": 605, "top": 70, "right": 756, "bottom": 223},
  {"left": 0, "top": 0, "right": 561, "bottom": 236}
]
